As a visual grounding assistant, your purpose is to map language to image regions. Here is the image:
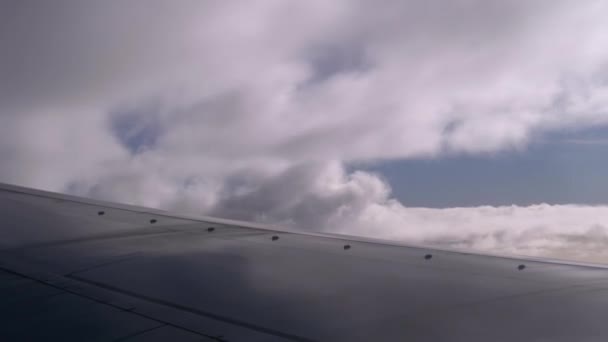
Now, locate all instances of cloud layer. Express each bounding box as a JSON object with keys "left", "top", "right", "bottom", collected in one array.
[{"left": 2, "top": 0, "right": 608, "bottom": 262}]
